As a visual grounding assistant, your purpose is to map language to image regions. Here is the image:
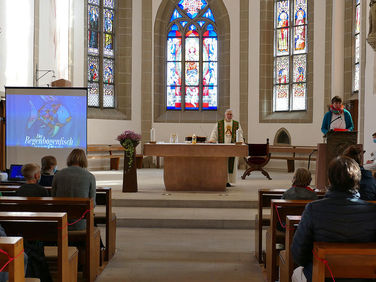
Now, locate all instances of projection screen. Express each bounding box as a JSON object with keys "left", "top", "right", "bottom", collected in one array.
[{"left": 5, "top": 87, "right": 87, "bottom": 169}]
